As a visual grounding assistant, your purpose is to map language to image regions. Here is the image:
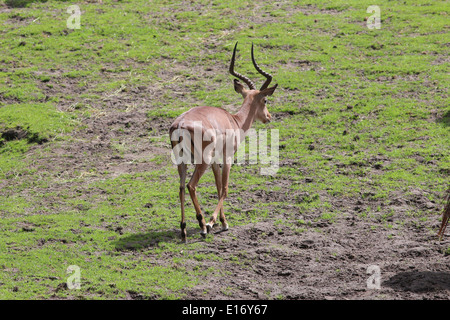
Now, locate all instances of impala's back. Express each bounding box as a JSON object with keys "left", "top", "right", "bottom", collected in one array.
[{"left": 169, "top": 106, "right": 241, "bottom": 166}]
